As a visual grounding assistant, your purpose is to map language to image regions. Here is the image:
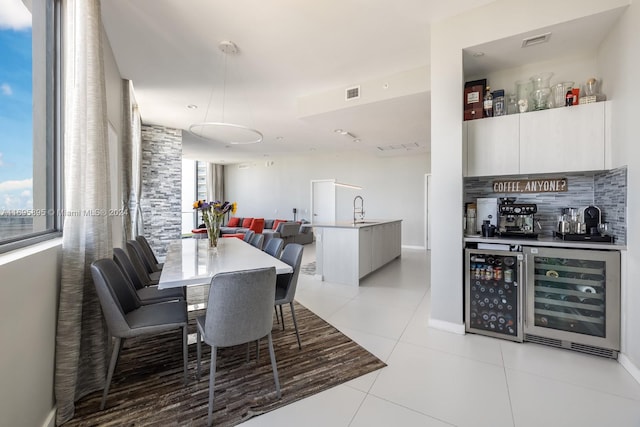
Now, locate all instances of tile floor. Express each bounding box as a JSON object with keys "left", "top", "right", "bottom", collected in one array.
[{"left": 240, "top": 243, "right": 640, "bottom": 427}]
